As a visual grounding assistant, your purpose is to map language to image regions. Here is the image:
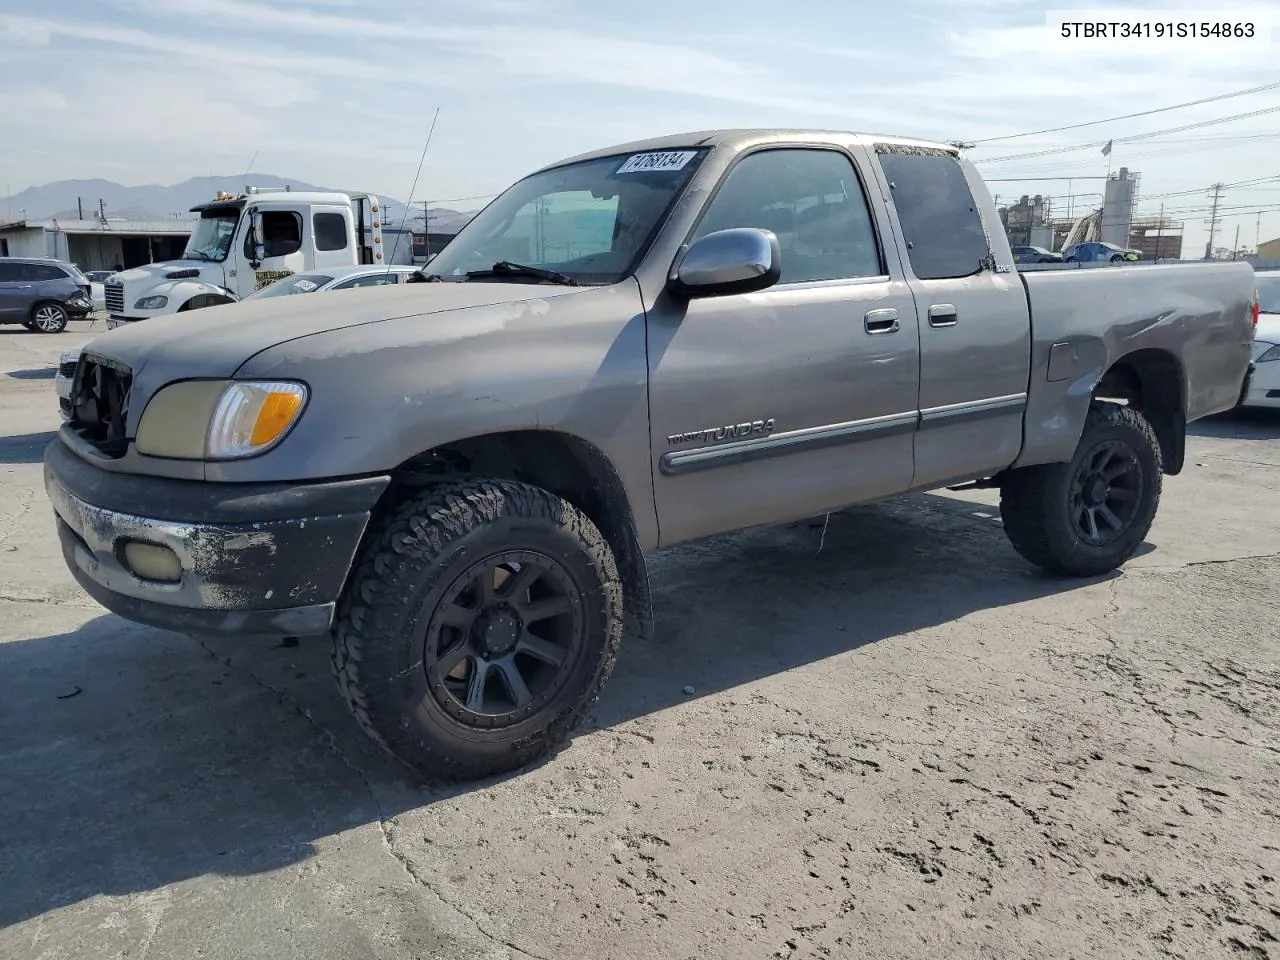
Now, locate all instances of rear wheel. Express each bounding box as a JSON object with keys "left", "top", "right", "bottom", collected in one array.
[
  {"left": 31, "top": 302, "right": 68, "bottom": 333},
  {"left": 1000, "top": 402, "right": 1162, "bottom": 577},
  {"left": 333, "top": 478, "right": 623, "bottom": 781}
]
